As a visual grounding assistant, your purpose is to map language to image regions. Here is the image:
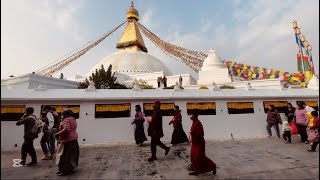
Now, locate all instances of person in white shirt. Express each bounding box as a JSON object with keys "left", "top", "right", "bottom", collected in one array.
[
  {"left": 282, "top": 120, "right": 292, "bottom": 143},
  {"left": 40, "top": 106, "right": 55, "bottom": 160}
]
